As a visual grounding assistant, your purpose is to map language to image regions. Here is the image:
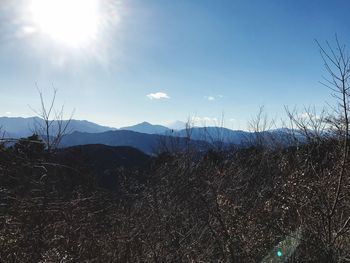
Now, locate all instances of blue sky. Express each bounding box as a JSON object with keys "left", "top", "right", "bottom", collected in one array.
[{"left": 0, "top": 0, "right": 349, "bottom": 129}]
